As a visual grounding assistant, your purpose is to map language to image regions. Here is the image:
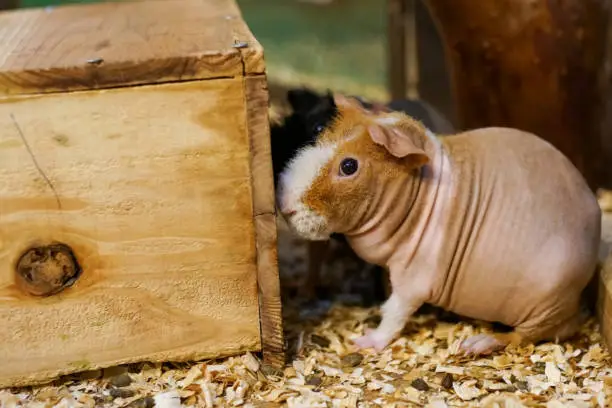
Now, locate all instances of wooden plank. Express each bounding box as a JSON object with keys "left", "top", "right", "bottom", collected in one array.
[
  {"left": 387, "top": 0, "right": 407, "bottom": 100},
  {"left": 245, "top": 76, "right": 275, "bottom": 218},
  {"left": 404, "top": 0, "right": 419, "bottom": 99},
  {"left": 0, "top": 77, "right": 261, "bottom": 387},
  {"left": 424, "top": 0, "right": 609, "bottom": 192},
  {"left": 386, "top": 0, "right": 455, "bottom": 123},
  {"left": 599, "top": 1, "right": 612, "bottom": 191},
  {"left": 254, "top": 213, "right": 284, "bottom": 368},
  {"left": 414, "top": 0, "right": 454, "bottom": 126},
  {"left": 0, "top": 0, "right": 264, "bottom": 95},
  {"left": 598, "top": 213, "right": 612, "bottom": 351},
  {"left": 244, "top": 75, "right": 284, "bottom": 367}
]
